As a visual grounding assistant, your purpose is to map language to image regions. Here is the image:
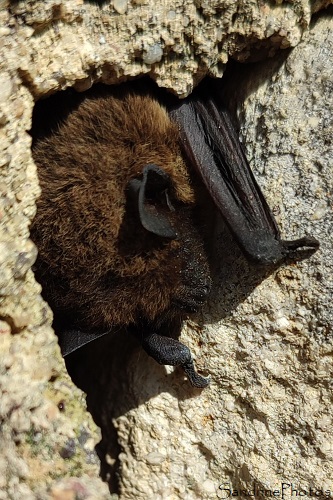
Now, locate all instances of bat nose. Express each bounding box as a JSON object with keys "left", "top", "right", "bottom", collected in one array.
[
  {"left": 174, "top": 278, "right": 212, "bottom": 313},
  {"left": 191, "top": 269, "right": 212, "bottom": 300},
  {"left": 194, "top": 283, "right": 211, "bottom": 301},
  {"left": 201, "top": 274, "right": 212, "bottom": 294}
]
